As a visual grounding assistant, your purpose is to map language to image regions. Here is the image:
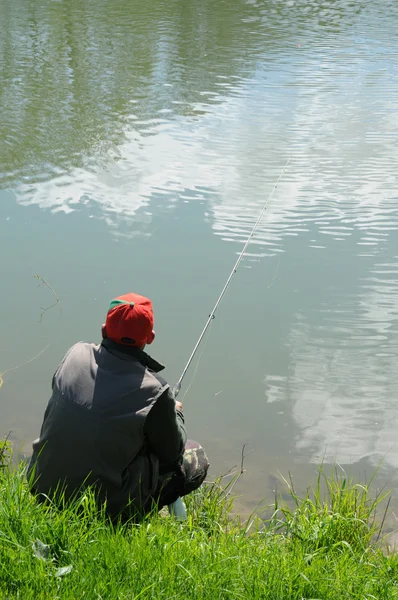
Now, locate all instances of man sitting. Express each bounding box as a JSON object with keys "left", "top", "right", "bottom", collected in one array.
[{"left": 28, "top": 292, "right": 209, "bottom": 521}]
